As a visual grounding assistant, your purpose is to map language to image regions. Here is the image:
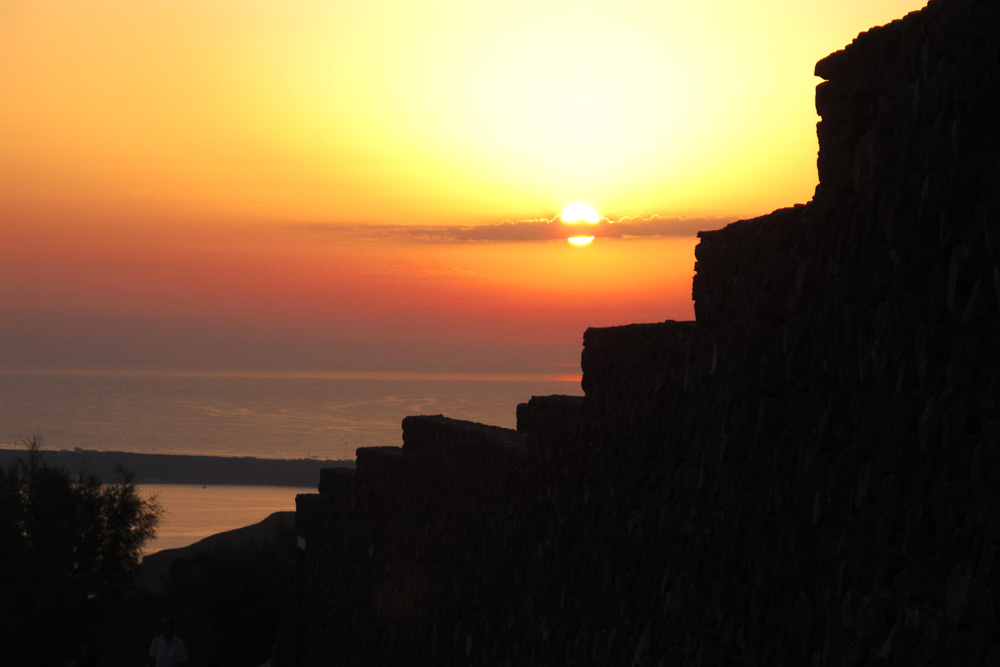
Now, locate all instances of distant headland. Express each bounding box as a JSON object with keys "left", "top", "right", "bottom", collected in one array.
[{"left": 0, "top": 447, "right": 351, "bottom": 487}]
